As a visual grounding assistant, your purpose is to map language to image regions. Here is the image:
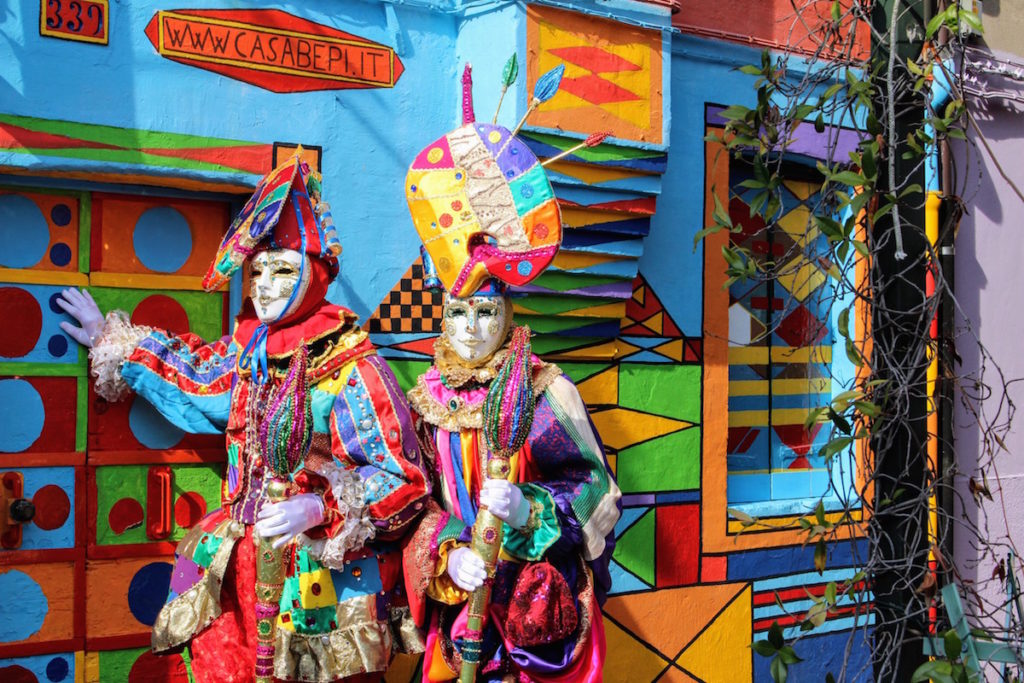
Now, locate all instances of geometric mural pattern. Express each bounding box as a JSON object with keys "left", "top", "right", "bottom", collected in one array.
[{"left": 726, "top": 163, "right": 838, "bottom": 505}]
